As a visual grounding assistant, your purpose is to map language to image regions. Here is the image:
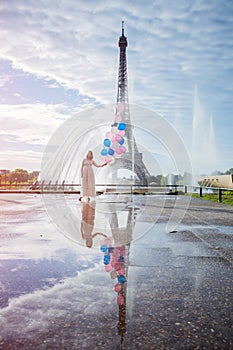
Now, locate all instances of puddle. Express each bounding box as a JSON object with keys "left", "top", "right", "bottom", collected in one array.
[
  {"left": 179, "top": 224, "right": 233, "bottom": 235},
  {"left": 0, "top": 194, "right": 232, "bottom": 349}
]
